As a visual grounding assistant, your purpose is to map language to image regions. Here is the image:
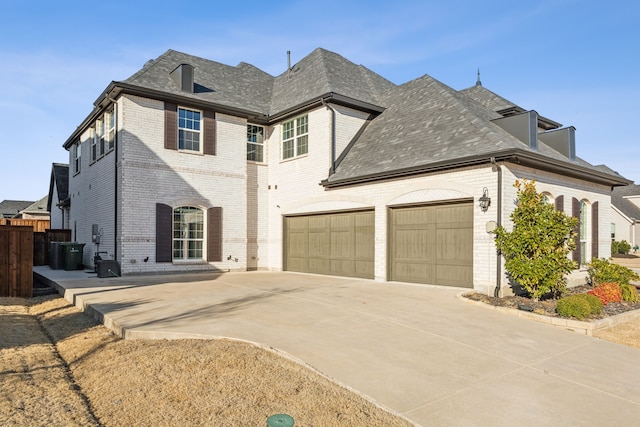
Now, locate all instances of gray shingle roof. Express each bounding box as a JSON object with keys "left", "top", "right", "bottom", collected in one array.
[
  {"left": 48, "top": 163, "right": 69, "bottom": 211},
  {"left": 613, "top": 184, "right": 640, "bottom": 221},
  {"left": 0, "top": 200, "right": 34, "bottom": 218},
  {"left": 459, "top": 84, "right": 518, "bottom": 112},
  {"left": 68, "top": 48, "right": 628, "bottom": 188},
  {"left": 22, "top": 196, "right": 49, "bottom": 214},
  {"left": 270, "top": 48, "right": 394, "bottom": 115},
  {"left": 124, "top": 50, "right": 274, "bottom": 115},
  {"left": 122, "top": 48, "right": 394, "bottom": 118},
  {"left": 326, "top": 72, "right": 607, "bottom": 184}
]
